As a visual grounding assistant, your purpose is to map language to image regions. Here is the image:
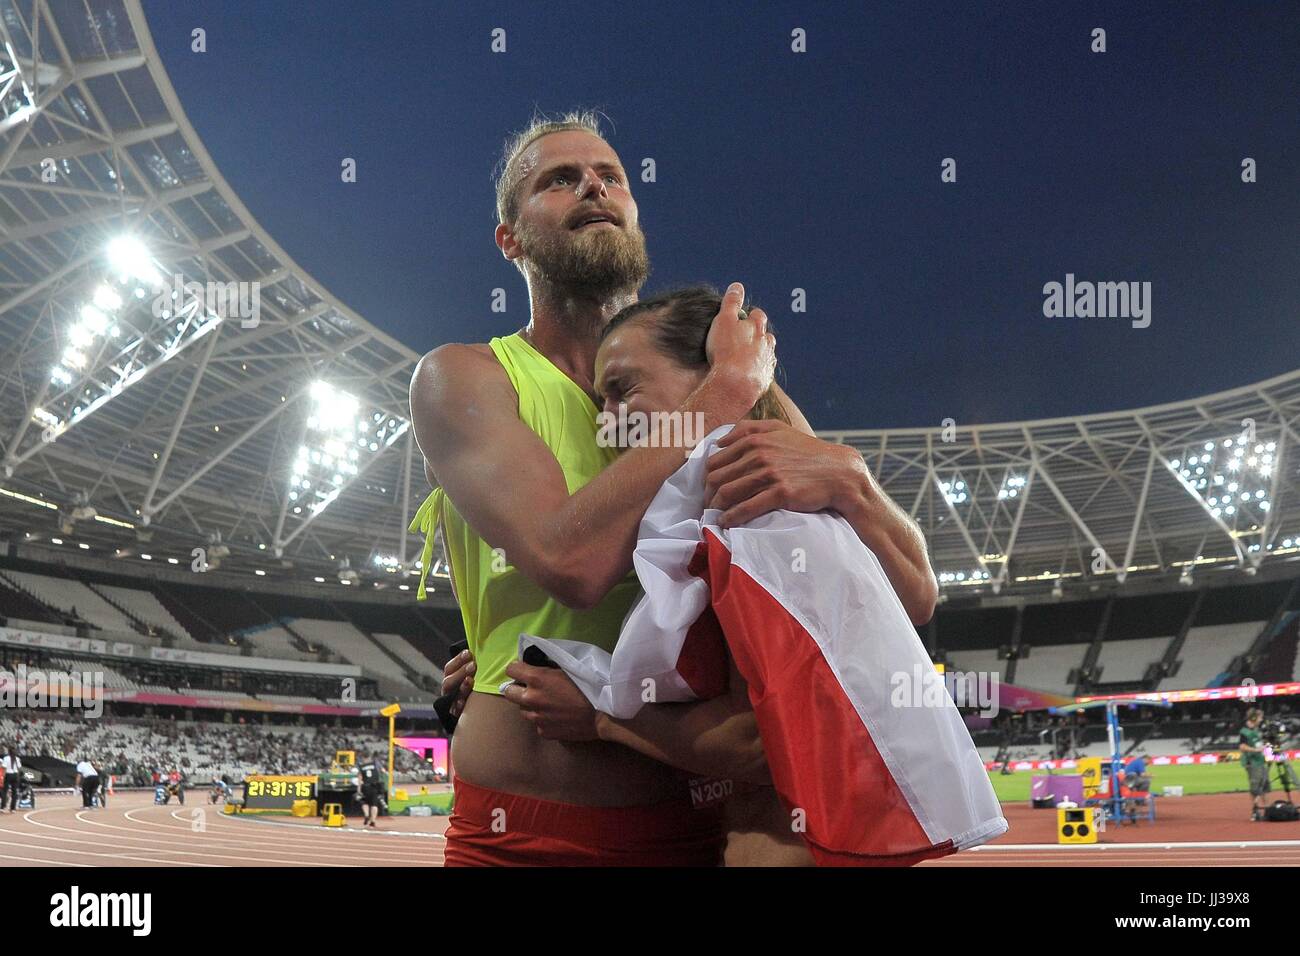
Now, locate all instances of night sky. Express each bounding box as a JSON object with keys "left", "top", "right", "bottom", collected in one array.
[{"left": 141, "top": 1, "right": 1300, "bottom": 431}]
